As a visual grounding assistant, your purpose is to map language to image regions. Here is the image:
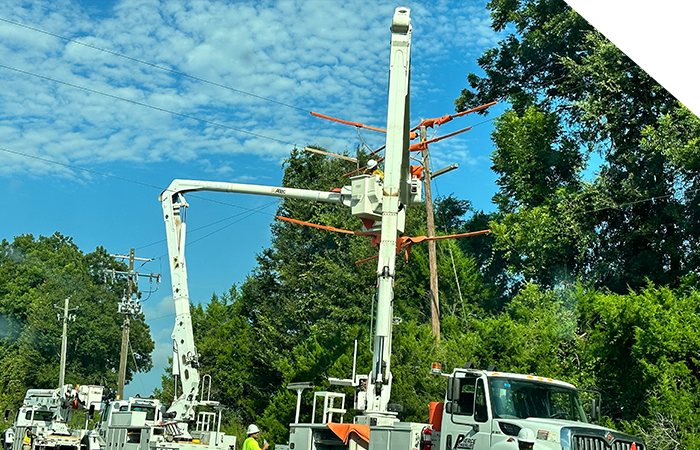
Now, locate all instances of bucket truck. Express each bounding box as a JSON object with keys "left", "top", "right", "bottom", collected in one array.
[
  {"left": 2, "top": 385, "right": 103, "bottom": 450},
  {"left": 151, "top": 162, "right": 419, "bottom": 448}
]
